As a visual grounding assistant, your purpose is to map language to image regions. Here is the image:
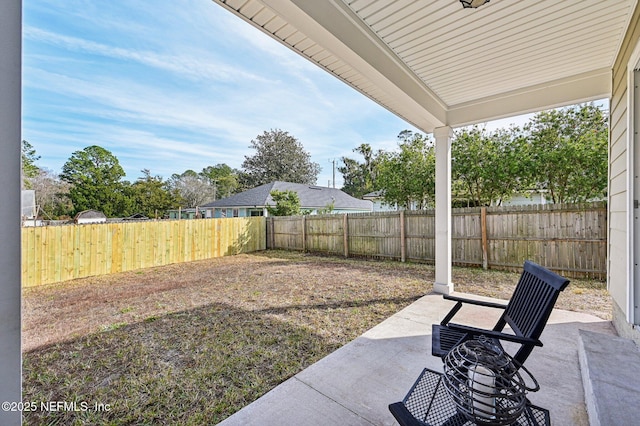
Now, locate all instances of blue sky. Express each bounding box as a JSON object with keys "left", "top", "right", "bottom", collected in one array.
[{"left": 22, "top": 0, "right": 539, "bottom": 189}]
